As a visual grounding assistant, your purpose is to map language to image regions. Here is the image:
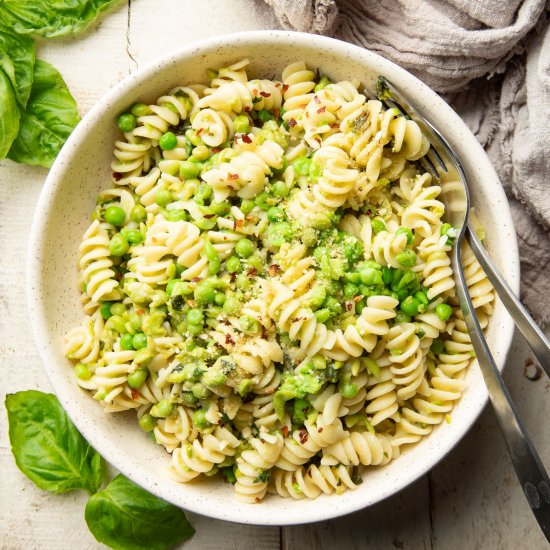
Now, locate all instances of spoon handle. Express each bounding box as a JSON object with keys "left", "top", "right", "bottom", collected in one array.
[{"left": 453, "top": 241, "right": 550, "bottom": 541}]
